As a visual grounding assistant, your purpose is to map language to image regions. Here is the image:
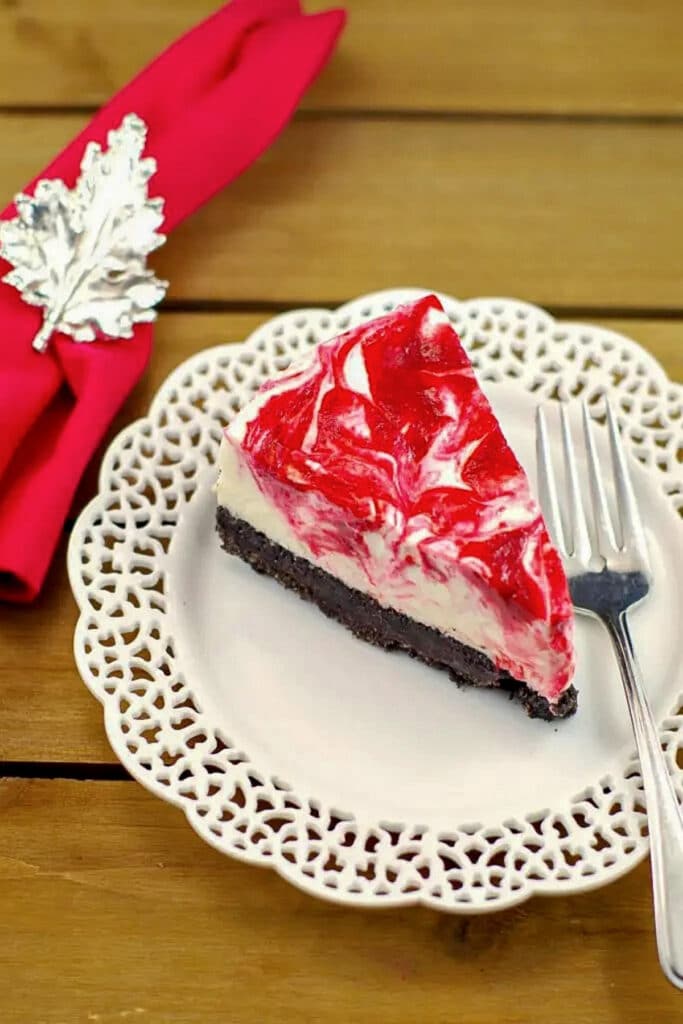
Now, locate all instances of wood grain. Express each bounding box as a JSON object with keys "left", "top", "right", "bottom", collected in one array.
[
  {"left": 1, "top": 1, "right": 683, "bottom": 116},
  {"left": 0, "top": 312, "right": 679, "bottom": 767},
  {"left": 2, "top": 2, "right": 682, "bottom": 1018},
  {"left": 2, "top": 114, "right": 683, "bottom": 310},
  {"left": 0, "top": 778, "right": 679, "bottom": 1024}
]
